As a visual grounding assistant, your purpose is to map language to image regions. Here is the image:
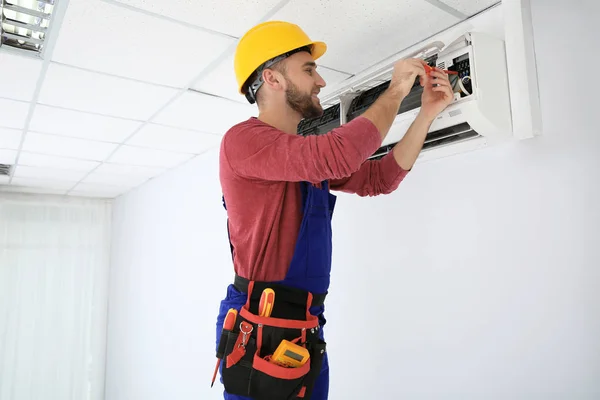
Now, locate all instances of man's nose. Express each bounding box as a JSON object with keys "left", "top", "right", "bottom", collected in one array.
[{"left": 316, "top": 72, "right": 326, "bottom": 88}]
